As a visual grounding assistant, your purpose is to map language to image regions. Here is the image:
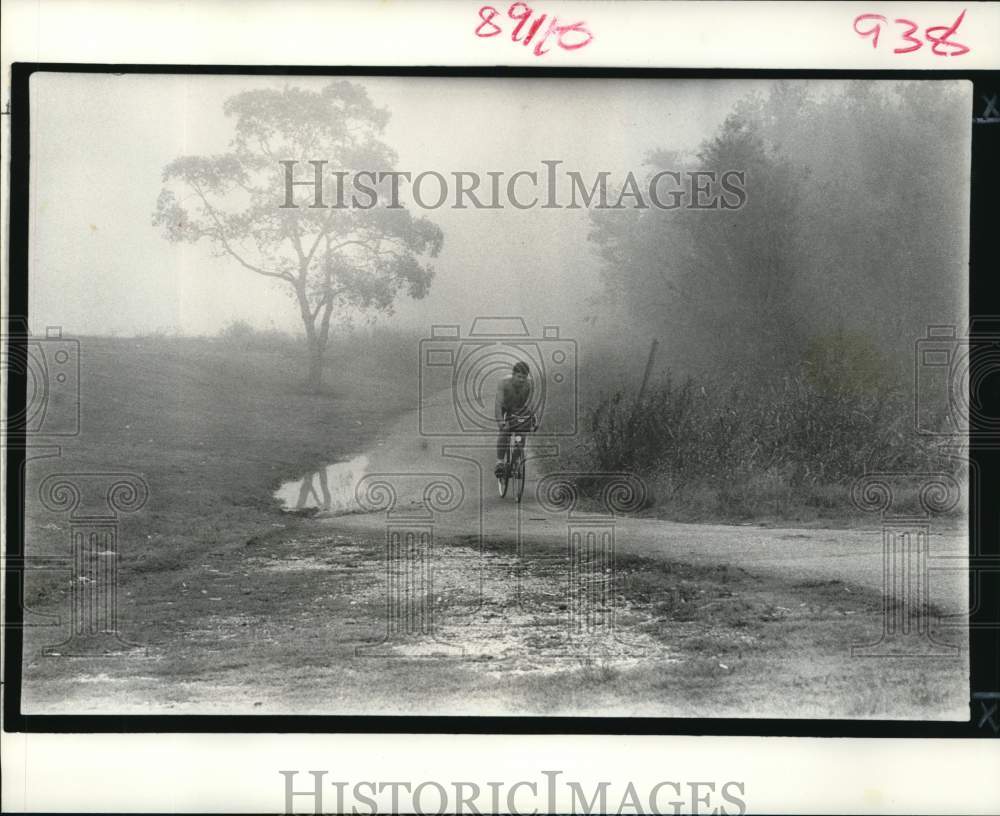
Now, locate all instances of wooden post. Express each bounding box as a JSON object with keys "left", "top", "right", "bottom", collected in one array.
[
  {"left": 637, "top": 338, "right": 659, "bottom": 403},
  {"left": 629, "top": 339, "right": 659, "bottom": 435}
]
